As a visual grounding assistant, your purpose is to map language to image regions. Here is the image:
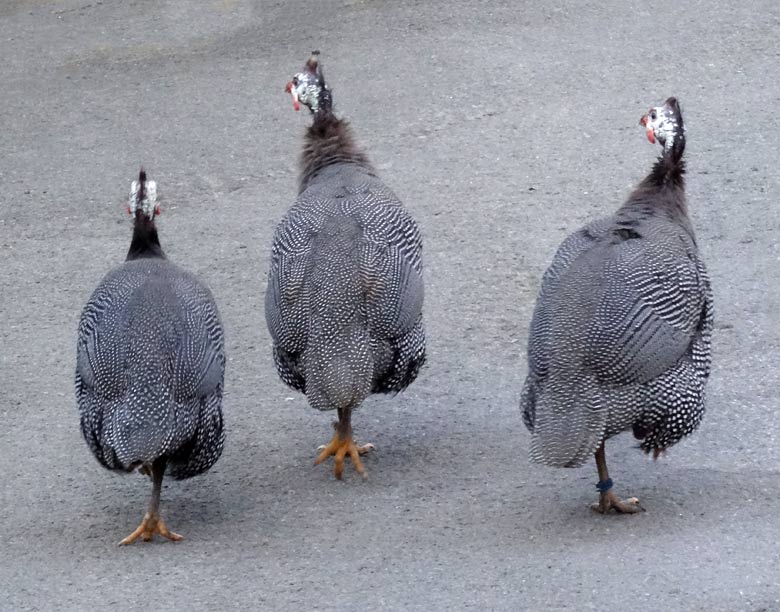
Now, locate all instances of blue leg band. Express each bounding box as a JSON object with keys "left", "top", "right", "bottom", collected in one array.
[{"left": 596, "top": 478, "right": 613, "bottom": 493}]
